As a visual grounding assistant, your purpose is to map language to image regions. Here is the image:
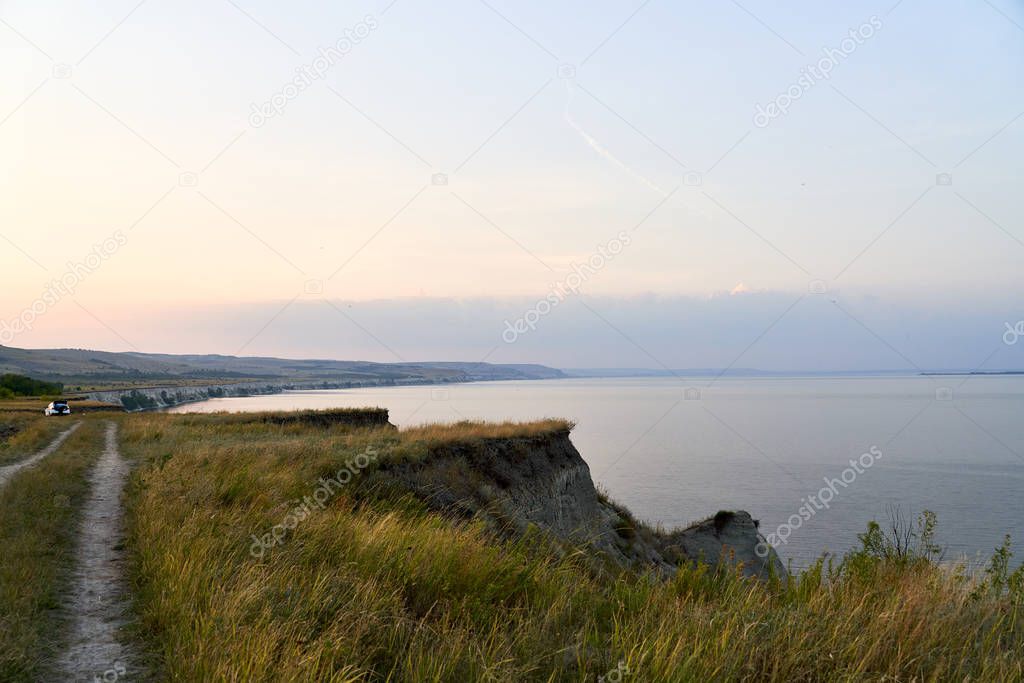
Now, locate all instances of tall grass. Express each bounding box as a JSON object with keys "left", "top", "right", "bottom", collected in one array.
[
  {"left": 0, "top": 419, "right": 104, "bottom": 680},
  {"left": 0, "top": 411, "right": 68, "bottom": 466},
  {"left": 120, "top": 413, "right": 1024, "bottom": 682}
]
